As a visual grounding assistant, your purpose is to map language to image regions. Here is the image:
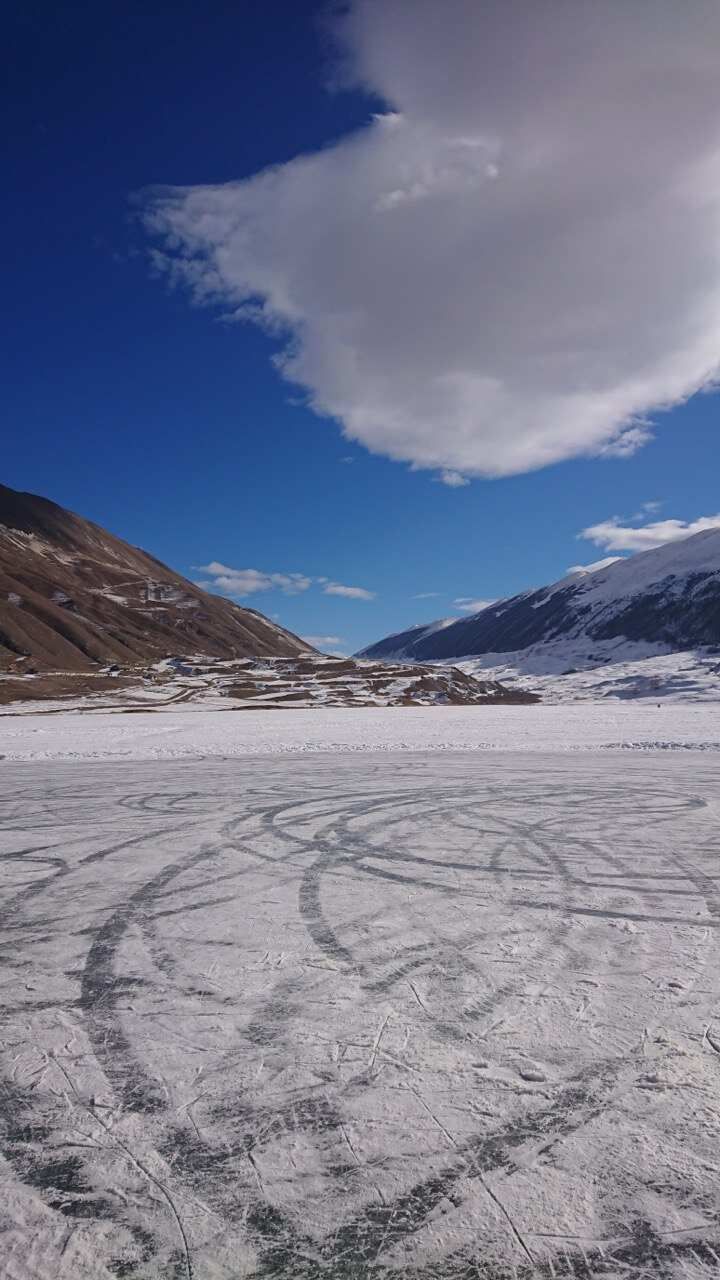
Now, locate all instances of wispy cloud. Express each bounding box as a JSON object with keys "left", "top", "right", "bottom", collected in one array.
[
  {"left": 435, "top": 470, "right": 469, "bottom": 488},
  {"left": 580, "top": 514, "right": 720, "bottom": 553},
  {"left": 453, "top": 597, "right": 495, "bottom": 613},
  {"left": 196, "top": 563, "right": 313, "bottom": 596},
  {"left": 324, "top": 582, "right": 376, "bottom": 600},
  {"left": 302, "top": 634, "right": 344, "bottom": 647},
  {"left": 145, "top": 1, "right": 720, "bottom": 479},
  {"left": 195, "top": 562, "right": 376, "bottom": 603},
  {"left": 413, "top": 591, "right": 441, "bottom": 599}
]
